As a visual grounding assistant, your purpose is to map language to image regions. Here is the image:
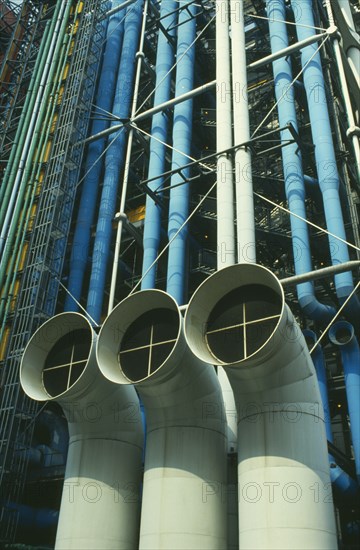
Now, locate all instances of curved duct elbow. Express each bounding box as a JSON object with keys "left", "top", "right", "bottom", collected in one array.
[
  {"left": 184, "top": 263, "right": 337, "bottom": 549},
  {"left": 97, "top": 290, "right": 228, "bottom": 549},
  {"left": 20, "top": 312, "right": 143, "bottom": 550},
  {"left": 329, "top": 321, "right": 360, "bottom": 483}
]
